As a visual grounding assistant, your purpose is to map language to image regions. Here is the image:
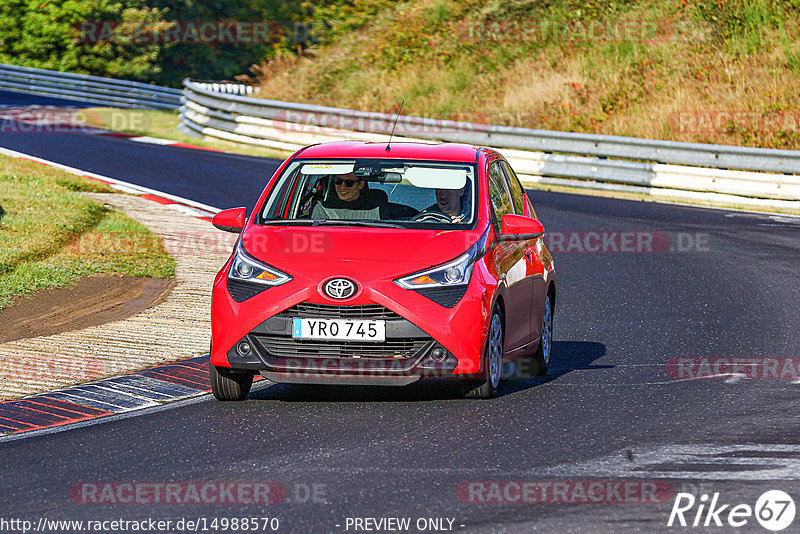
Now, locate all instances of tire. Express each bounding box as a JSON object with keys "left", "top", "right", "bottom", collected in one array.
[
  {"left": 210, "top": 362, "right": 253, "bottom": 401},
  {"left": 462, "top": 307, "right": 503, "bottom": 399},
  {"left": 528, "top": 293, "right": 553, "bottom": 376}
]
